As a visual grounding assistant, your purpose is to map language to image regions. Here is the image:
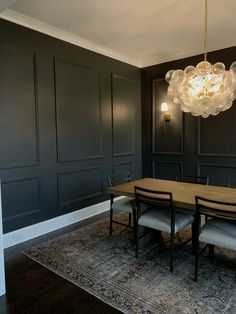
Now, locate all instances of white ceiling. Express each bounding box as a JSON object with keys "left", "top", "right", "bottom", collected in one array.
[
  {"left": 1, "top": 0, "right": 236, "bottom": 67},
  {"left": 0, "top": 0, "right": 18, "bottom": 13}
]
